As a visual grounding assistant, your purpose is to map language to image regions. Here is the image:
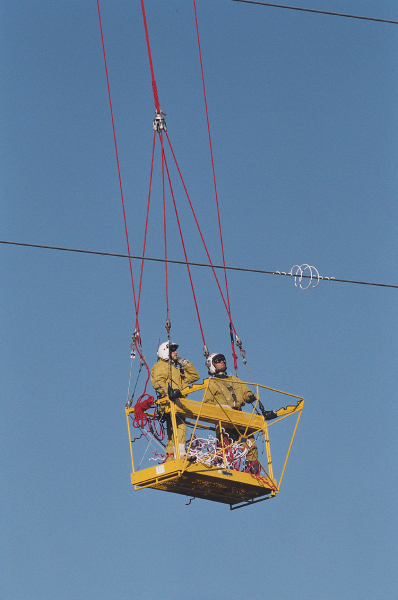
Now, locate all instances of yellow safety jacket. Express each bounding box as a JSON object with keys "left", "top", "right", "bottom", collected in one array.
[
  {"left": 150, "top": 359, "right": 200, "bottom": 398},
  {"left": 204, "top": 375, "right": 258, "bottom": 462},
  {"left": 204, "top": 375, "right": 253, "bottom": 409}
]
